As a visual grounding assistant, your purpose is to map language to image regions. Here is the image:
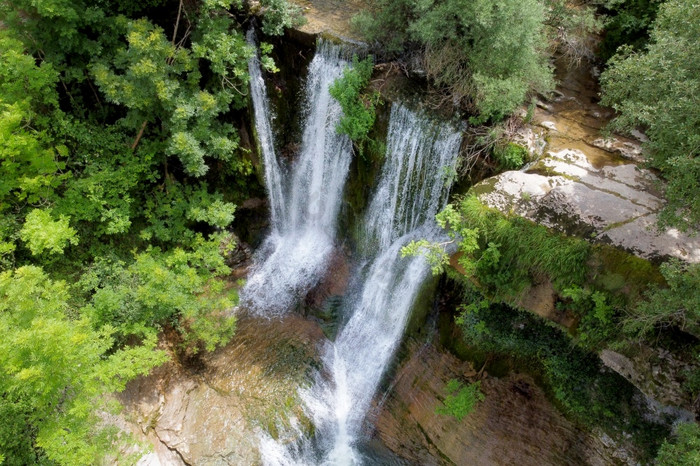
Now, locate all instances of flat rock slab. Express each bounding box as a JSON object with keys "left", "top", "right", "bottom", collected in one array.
[
  {"left": 476, "top": 149, "right": 700, "bottom": 263},
  {"left": 117, "top": 314, "right": 325, "bottom": 465},
  {"left": 476, "top": 60, "right": 700, "bottom": 263}
]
